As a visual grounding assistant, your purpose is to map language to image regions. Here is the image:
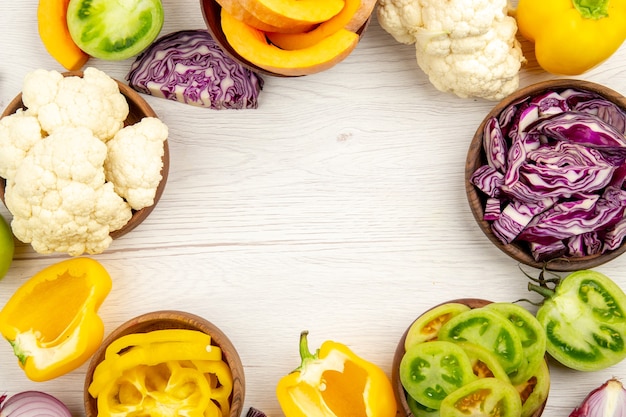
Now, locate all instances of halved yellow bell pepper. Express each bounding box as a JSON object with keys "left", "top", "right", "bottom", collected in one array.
[
  {"left": 0, "top": 257, "right": 112, "bottom": 381},
  {"left": 516, "top": 0, "right": 626, "bottom": 75},
  {"left": 276, "top": 331, "right": 397, "bottom": 417}
]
